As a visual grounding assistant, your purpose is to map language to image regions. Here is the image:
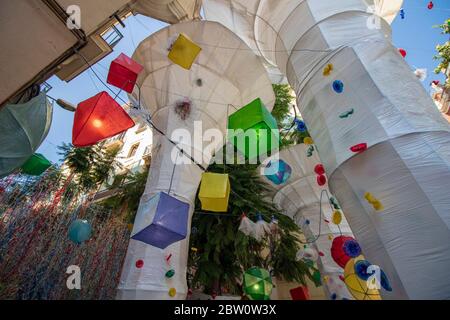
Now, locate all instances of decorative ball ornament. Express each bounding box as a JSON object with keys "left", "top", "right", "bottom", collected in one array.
[
  {"left": 314, "top": 164, "right": 325, "bottom": 175},
  {"left": 165, "top": 269, "right": 175, "bottom": 278},
  {"left": 264, "top": 159, "right": 292, "bottom": 185},
  {"left": 343, "top": 239, "right": 362, "bottom": 258},
  {"left": 303, "top": 137, "right": 314, "bottom": 145},
  {"left": 317, "top": 174, "right": 327, "bottom": 186},
  {"left": 168, "top": 287, "right": 177, "bottom": 297},
  {"left": 331, "top": 236, "right": 359, "bottom": 268},
  {"left": 297, "top": 247, "right": 319, "bottom": 262},
  {"left": 68, "top": 219, "right": 92, "bottom": 244},
  {"left": 332, "top": 80, "right": 344, "bottom": 93},
  {"left": 350, "top": 143, "right": 368, "bottom": 153},
  {"left": 135, "top": 259, "right": 144, "bottom": 268},
  {"left": 353, "top": 260, "right": 392, "bottom": 292},
  {"left": 243, "top": 267, "right": 273, "bottom": 300},
  {"left": 344, "top": 256, "right": 381, "bottom": 300},
  {"left": 332, "top": 210, "right": 342, "bottom": 225},
  {"left": 339, "top": 108, "right": 354, "bottom": 119},
  {"left": 294, "top": 119, "right": 307, "bottom": 133}
]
